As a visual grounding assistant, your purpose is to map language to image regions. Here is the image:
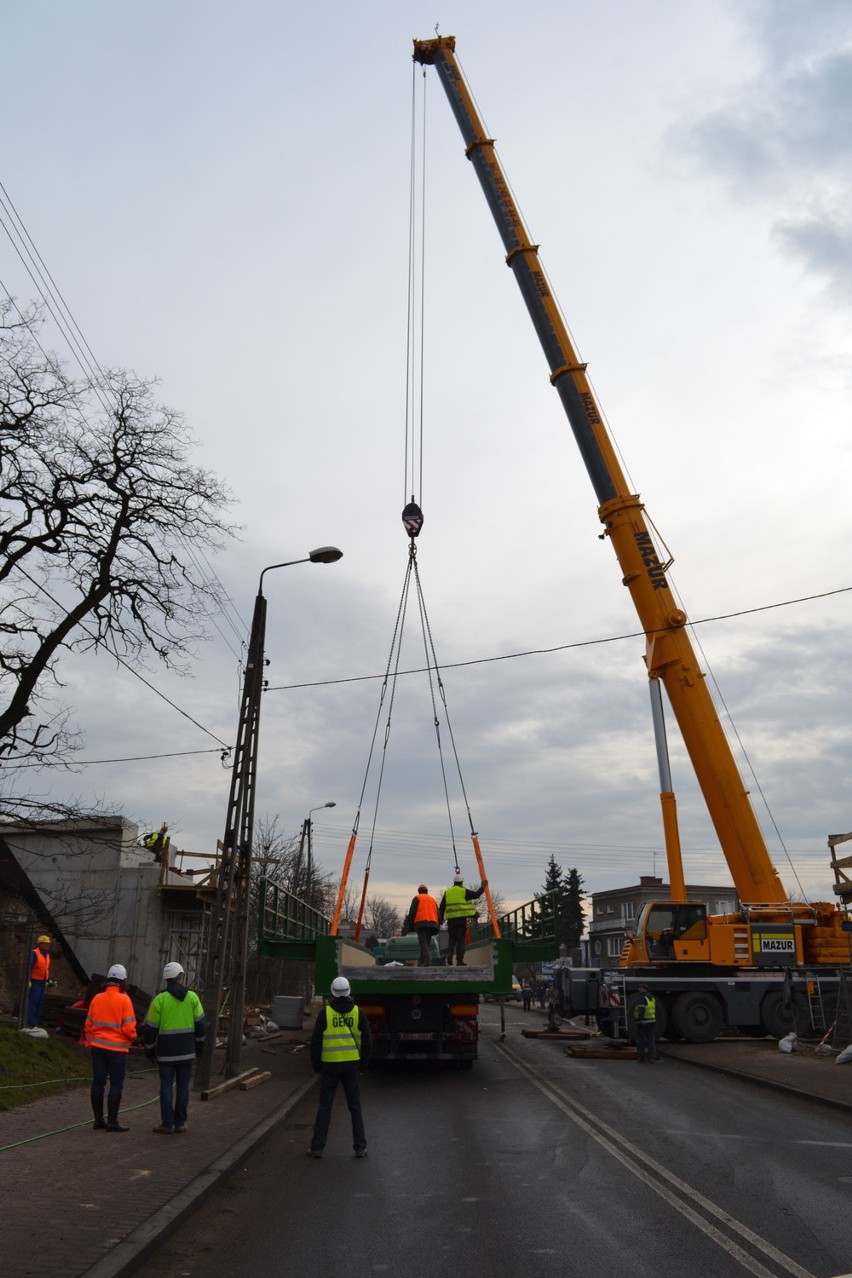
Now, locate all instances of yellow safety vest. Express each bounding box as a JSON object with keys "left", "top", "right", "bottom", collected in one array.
[
  {"left": 444, "top": 884, "right": 475, "bottom": 919},
  {"left": 634, "top": 994, "right": 656, "bottom": 1022},
  {"left": 321, "top": 1005, "right": 362, "bottom": 1063}
]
